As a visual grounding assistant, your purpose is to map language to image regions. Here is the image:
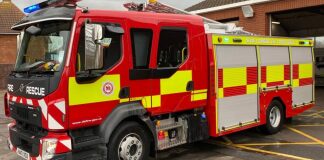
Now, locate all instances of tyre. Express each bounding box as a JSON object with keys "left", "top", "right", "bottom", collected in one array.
[
  {"left": 260, "top": 100, "right": 284, "bottom": 135},
  {"left": 107, "top": 121, "right": 150, "bottom": 160}
]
